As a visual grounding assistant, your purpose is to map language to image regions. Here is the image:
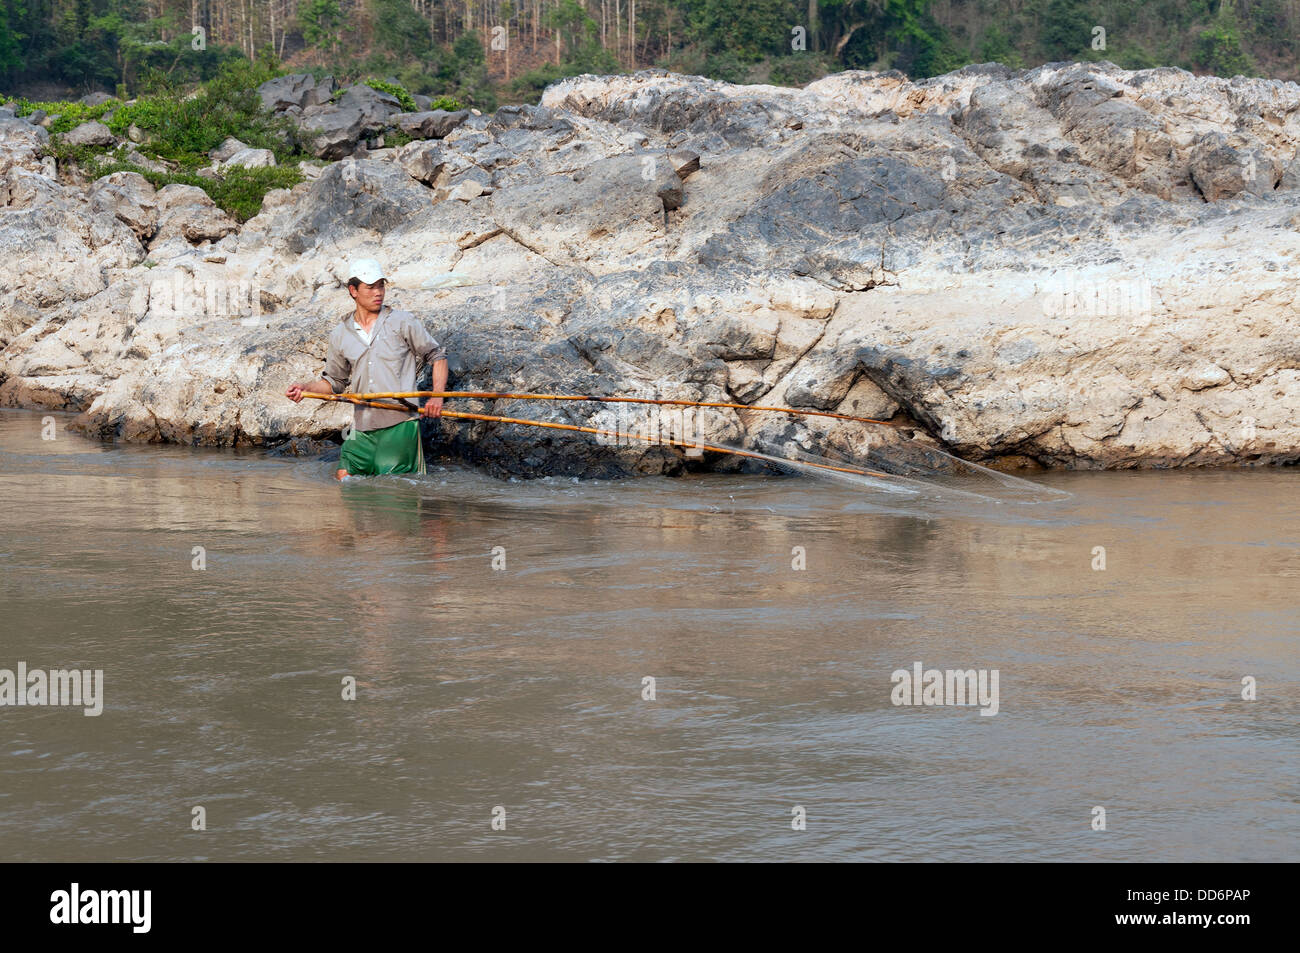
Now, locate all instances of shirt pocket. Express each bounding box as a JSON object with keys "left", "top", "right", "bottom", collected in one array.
[{"left": 375, "top": 325, "right": 408, "bottom": 364}]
